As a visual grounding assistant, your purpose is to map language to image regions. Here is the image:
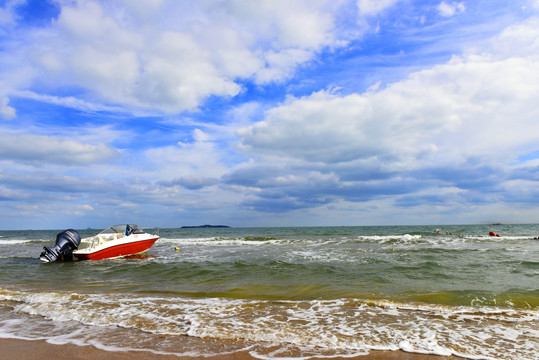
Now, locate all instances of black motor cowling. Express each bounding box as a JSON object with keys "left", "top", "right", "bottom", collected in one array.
[{"left": 40, "top": 229, "right": 81, "bottom": 262}]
